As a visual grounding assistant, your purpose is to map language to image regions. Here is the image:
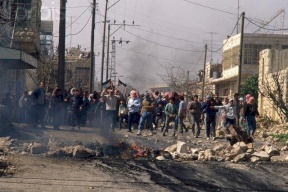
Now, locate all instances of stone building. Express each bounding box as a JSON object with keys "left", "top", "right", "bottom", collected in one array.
[
  {"left": 258, "top": 49, "right": 288, "bottom": 122},
  {"left": 210, "top": 33, "right": 288, "bottom": 97}
]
